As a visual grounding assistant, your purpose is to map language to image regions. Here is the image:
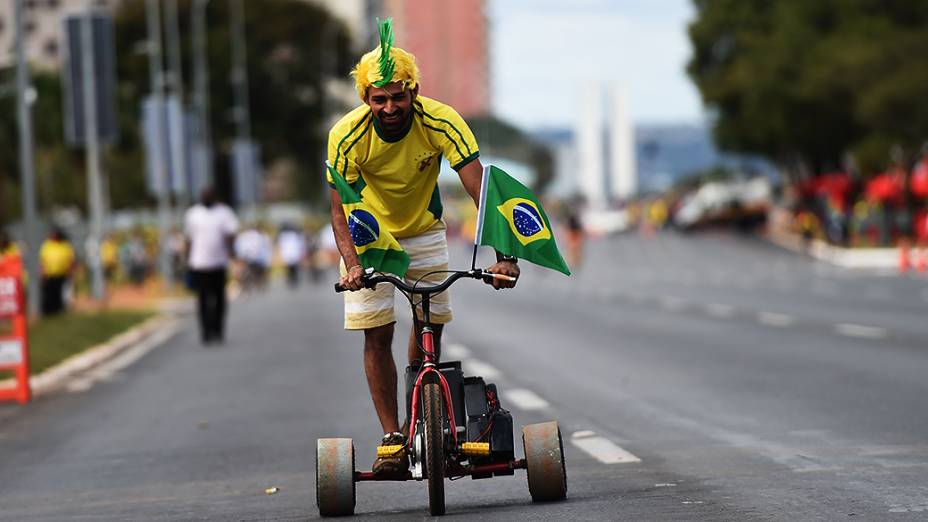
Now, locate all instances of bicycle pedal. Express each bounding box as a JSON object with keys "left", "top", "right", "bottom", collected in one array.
[
  {"left": 460, "top": 442, "right": 490, "bottom": 457},
  {"left": 376, "top": 444, "right": 406, "bottom": 457}
]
